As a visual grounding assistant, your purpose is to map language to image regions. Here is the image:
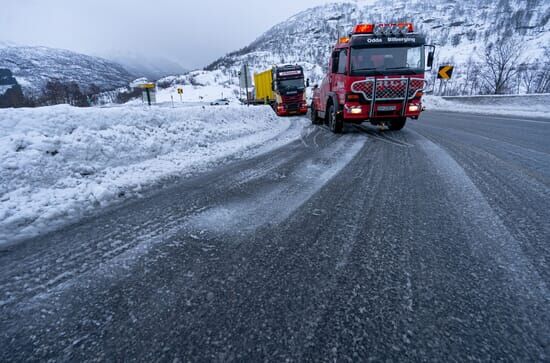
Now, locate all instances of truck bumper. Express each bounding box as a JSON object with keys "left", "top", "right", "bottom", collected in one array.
[
  {"left": 342, "top": 101, "right": 422, "bottom": 121},
  {"left": 276, "top": 104, "right": 308, "bottom": 116}
]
